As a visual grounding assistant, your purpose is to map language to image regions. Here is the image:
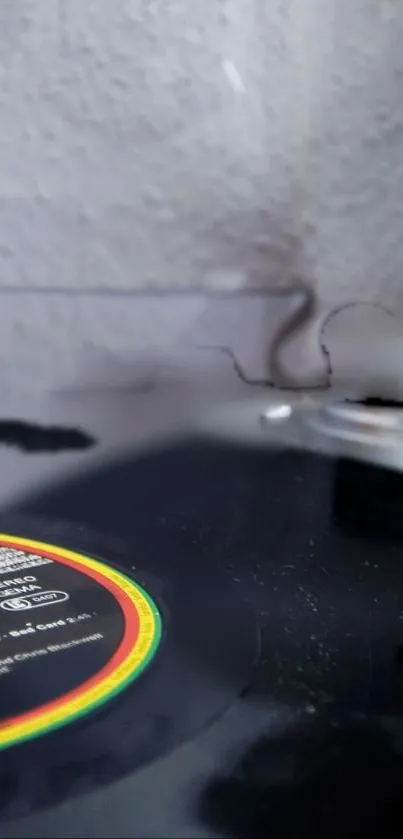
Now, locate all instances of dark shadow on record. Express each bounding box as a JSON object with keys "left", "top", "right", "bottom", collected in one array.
[
  {"left": 332, "top": 458, "right": 403, "bottom": 542},
  {"left": 199, "top": 715, "right": 403, "bottom": 838}
]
